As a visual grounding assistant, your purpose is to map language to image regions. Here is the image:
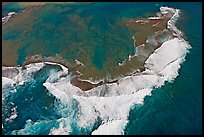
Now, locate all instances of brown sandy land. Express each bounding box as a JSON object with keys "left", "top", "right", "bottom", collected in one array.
[
  {"left": 2, "top": 40, "right": 23, "bottom": 66},
  {"left": 71, "top": 56, "right": 145, "bottom": 91},
  {"left": 75, "top": 59, "right": 105, "bottom": 80},
  {"left": 2, "top": 5, "right": 72, "bottom": 67},
  {"left": 2, "top": 5, "right": 172, "bottom": 92},
  {"left": 67, "top": 14, "right": 89, "bottom": 33},
  {"left": 70, "top": 77, "right": 104, "bottom": 91},
  {"left": 72, "top": 19, "right": 136, "bottom": 81},
  {"left": 70, "top": 76, "right": 118, "bottom": 91},
  {"left": 60, "top": 41, "right": 105, "bottom": 80},
  {"left": 123, "top": 15, "right": 169, "bottom": 46},
  {"left": 111, "top": 56, "right": 145, "bottom": 77},
  {"left": 71, "top": 12, "right": 173, "bottom": 91},
  {"left": 75, "top": 47, "right": 127, "bottom": 81},
  {"left": 86, "top": 14, "right": 171, "bottom": 79},
  {"left": 16, "top": 2, "right": 75, "bottom": 7},
  {"left": 72, "top": 54, "right": 146, "bottom": 91},
  {"left": 73, "top": 58, "right": 110, "bottom": 81},
  {"left": 21, "top": 54, "right": 78, "bottom": 70},
  {"left": 108, "top": 31, "right": 168, "bottom": 79},
  {"left": 2, "top": 6, "right": 37, "bottom": 31},
  {"left": 2, "top": 7, "right": 39, "bottom": 67},
  {"left": 72, "top": 47, "right": 156, "bottom": 91}
]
